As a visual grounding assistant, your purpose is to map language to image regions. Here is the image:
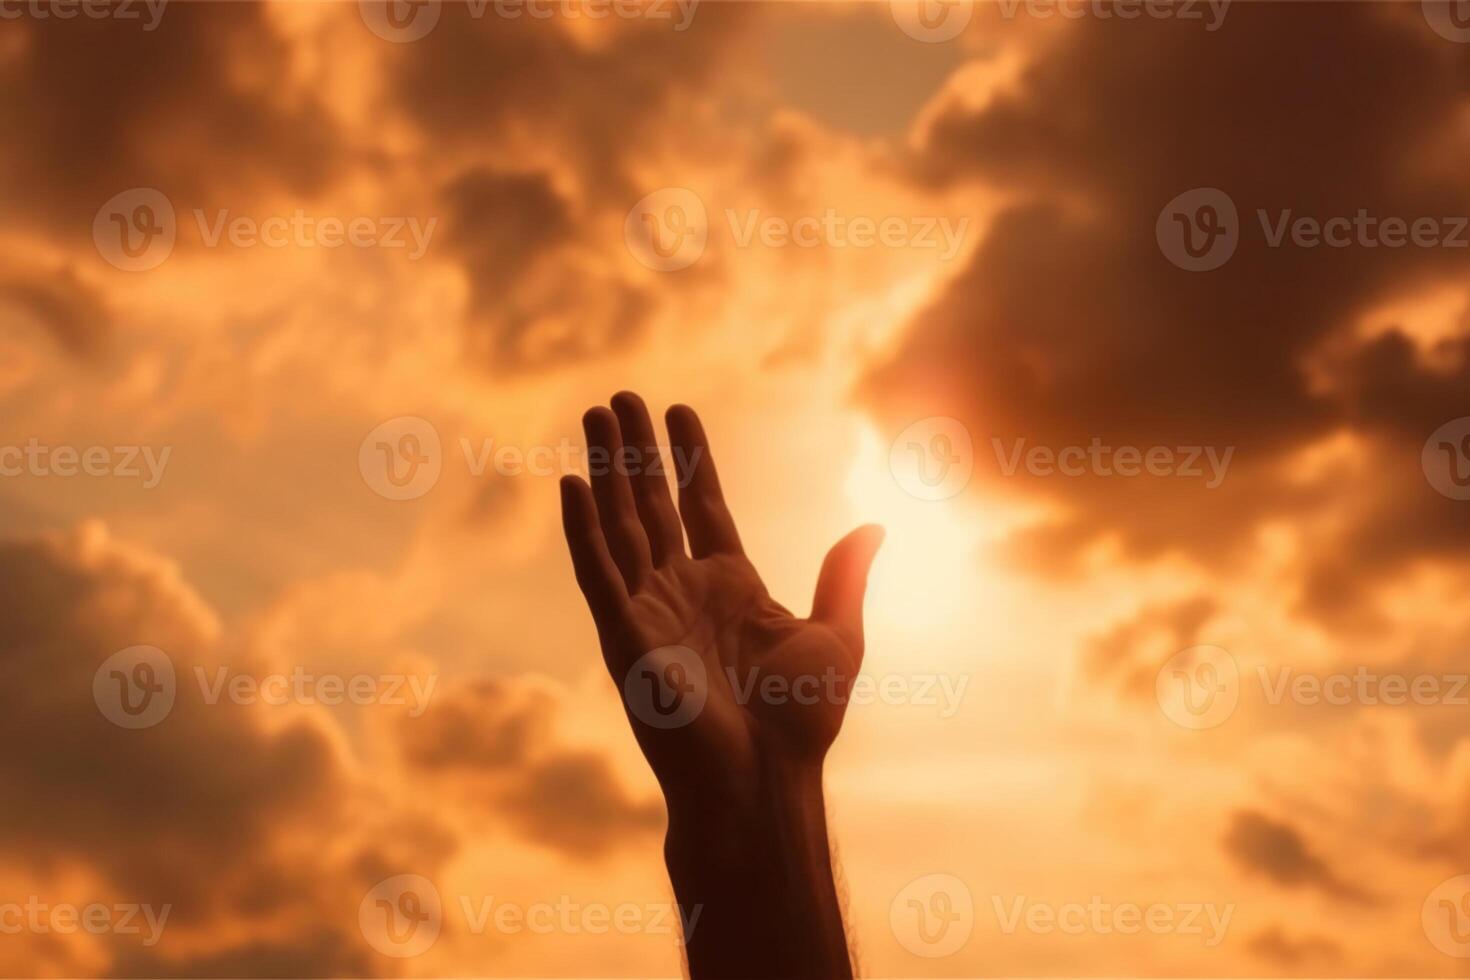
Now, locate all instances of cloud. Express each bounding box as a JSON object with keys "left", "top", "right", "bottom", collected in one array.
[
  {"left": 396, "top": 678, "right": 662, "bottom": 859},
  {"left": 0, "top": 5, "right": 341, "bottom": 240},
  {"left": 0, "top": 262, "right": 112, "bottom": 359},
  {"left": 862, "top": 3, "right": 1470, "bottom": 625},
  {"left": 0, "top": 522, "right": 447, "bottom": 976},
  {"left": 1246, "top": 925, "right": 1342, "bottom": 968},
  {"left": 1222, "top": 809, "right": 1373, "bottom": 905},
  {"left": 438, "top": 168, "right": 653, "bottom": 370},
  {"left": 1084, "top": 593, "right": 1218, "bottom": 700}
]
